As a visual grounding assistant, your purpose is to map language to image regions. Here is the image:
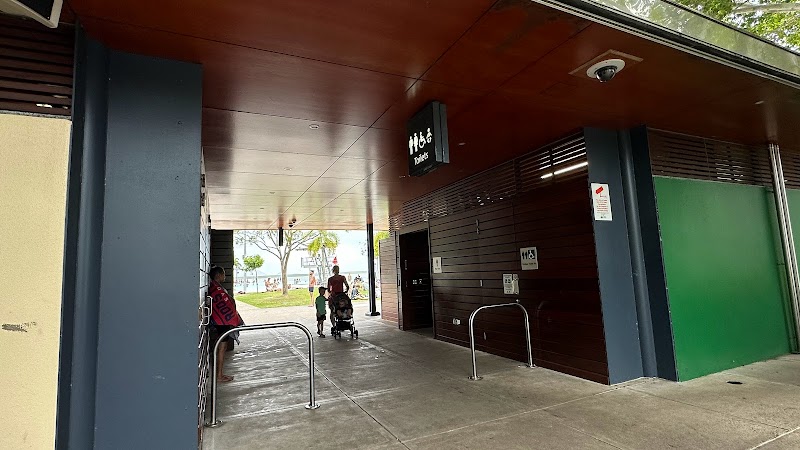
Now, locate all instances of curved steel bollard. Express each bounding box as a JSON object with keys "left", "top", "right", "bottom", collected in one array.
[
  {"left": 469, "top": 301, "right": 535, "bottom": 380},
  {"left": 206, "top": 321, "right": 320, "bottom": 428}
]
